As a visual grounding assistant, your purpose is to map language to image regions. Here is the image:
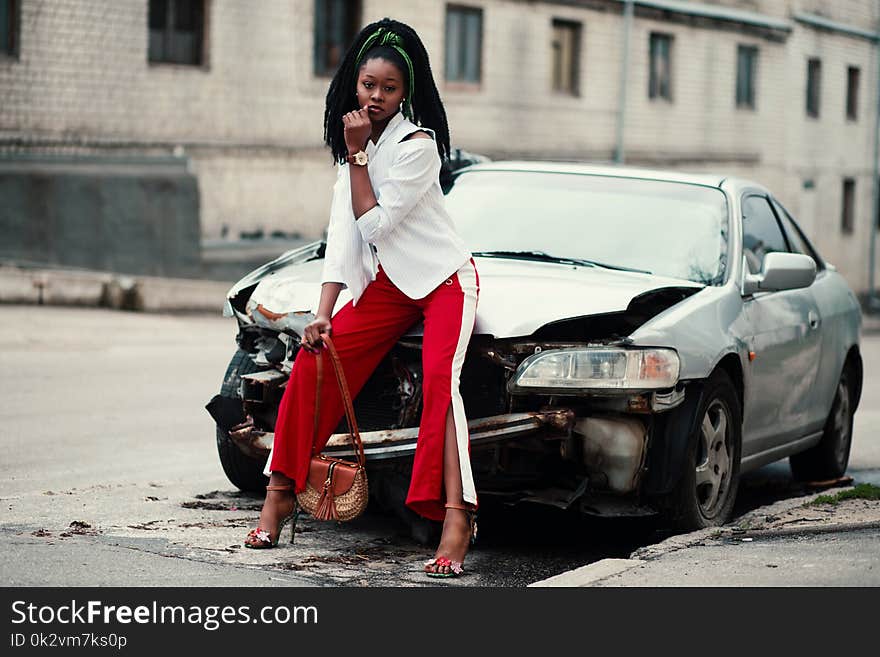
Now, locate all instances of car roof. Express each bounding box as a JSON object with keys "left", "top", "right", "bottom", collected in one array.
[{"left": 455, "top": 160, "right": 765, "bottom": 193}]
